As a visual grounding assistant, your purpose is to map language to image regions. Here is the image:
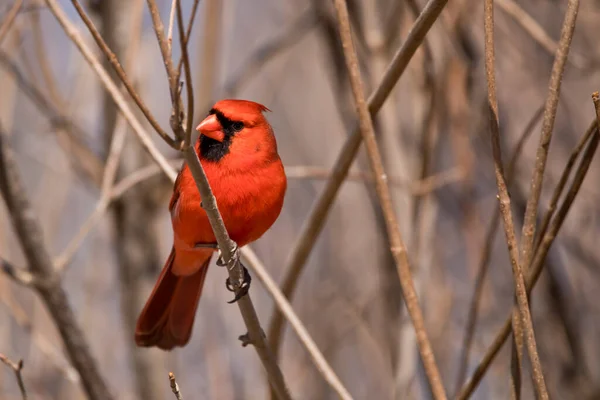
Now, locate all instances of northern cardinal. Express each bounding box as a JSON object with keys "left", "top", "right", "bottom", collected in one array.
[{"left": 135, "top": 100, "right": 287, "bottom": 350}]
